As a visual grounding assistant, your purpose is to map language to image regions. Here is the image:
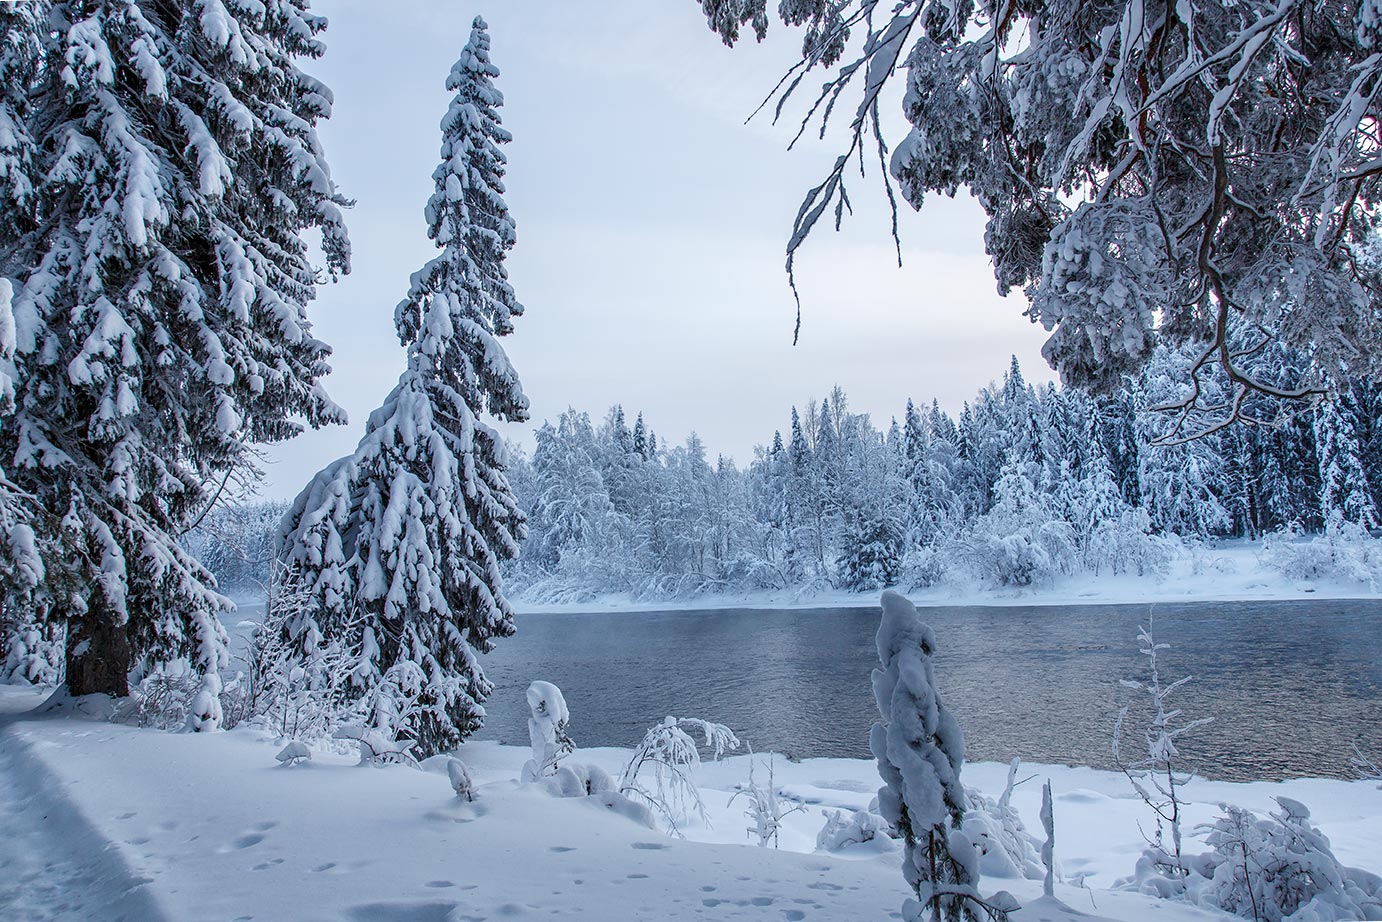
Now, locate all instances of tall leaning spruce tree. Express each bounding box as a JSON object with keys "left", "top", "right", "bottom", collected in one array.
[
  {"left": 0, "top": 0, "right": 350, "bottom": 701},
  {"left": 280, "top": 16, "right": 528, "bottom": 757}
]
